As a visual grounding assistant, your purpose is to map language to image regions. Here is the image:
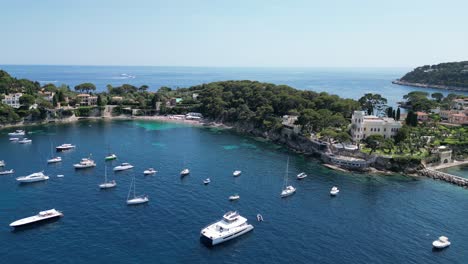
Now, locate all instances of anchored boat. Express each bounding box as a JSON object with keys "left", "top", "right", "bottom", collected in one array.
[
  {"left": 200, "top": 211, "right": 253, "bottom": 246},
  {"left": 10, "top": 209, "right": 63, "bottom": 228}
]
